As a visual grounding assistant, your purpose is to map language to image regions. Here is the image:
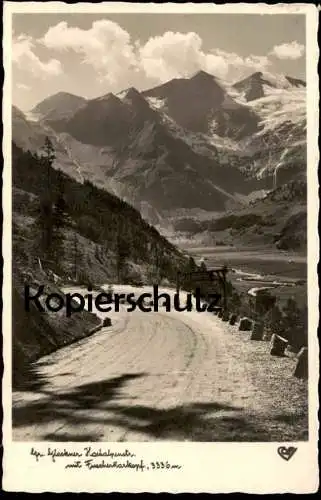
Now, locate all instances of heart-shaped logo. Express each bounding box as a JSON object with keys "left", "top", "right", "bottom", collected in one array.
[{"left": 277, "top": 446, "right": 297, "bottom": 461}]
